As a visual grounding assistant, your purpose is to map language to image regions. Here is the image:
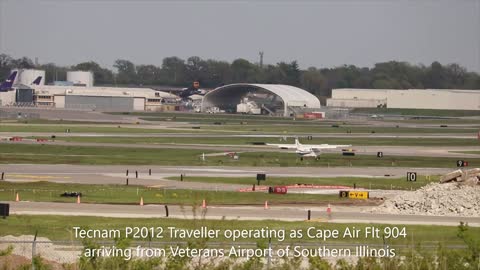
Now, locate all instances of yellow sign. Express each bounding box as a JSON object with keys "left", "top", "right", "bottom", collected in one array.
[{"left": 348, "top": 191, "right": 369, "bottom": 199}]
